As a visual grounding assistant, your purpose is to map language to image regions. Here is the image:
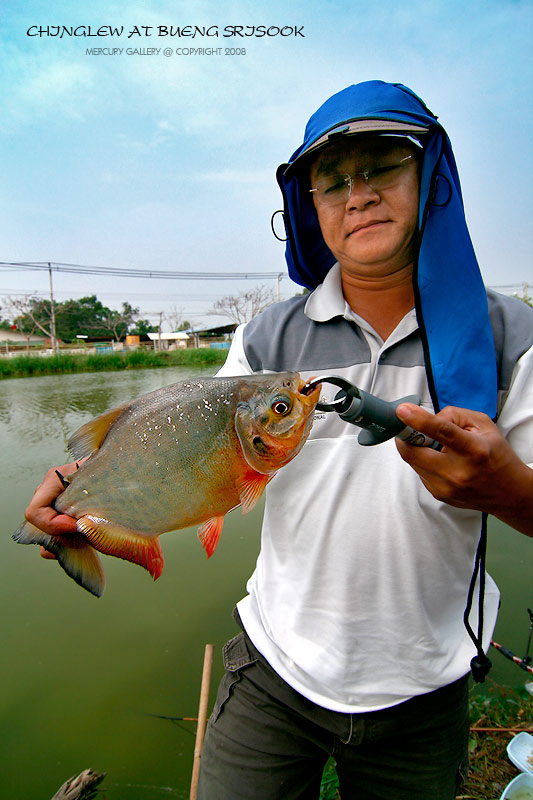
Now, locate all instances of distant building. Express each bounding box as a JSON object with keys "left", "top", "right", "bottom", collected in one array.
[
  {"left": 186, "top": 323, "right": 237, "bottom": 349},
  {"left": 0, "top": 329, "right": 48, "bottom": 349},
  {"left": 147, "top": 331, "right": 190, "bottom": 350},
  {"left": 147, "top": 325, "right": 237, "bottom": 350}
]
